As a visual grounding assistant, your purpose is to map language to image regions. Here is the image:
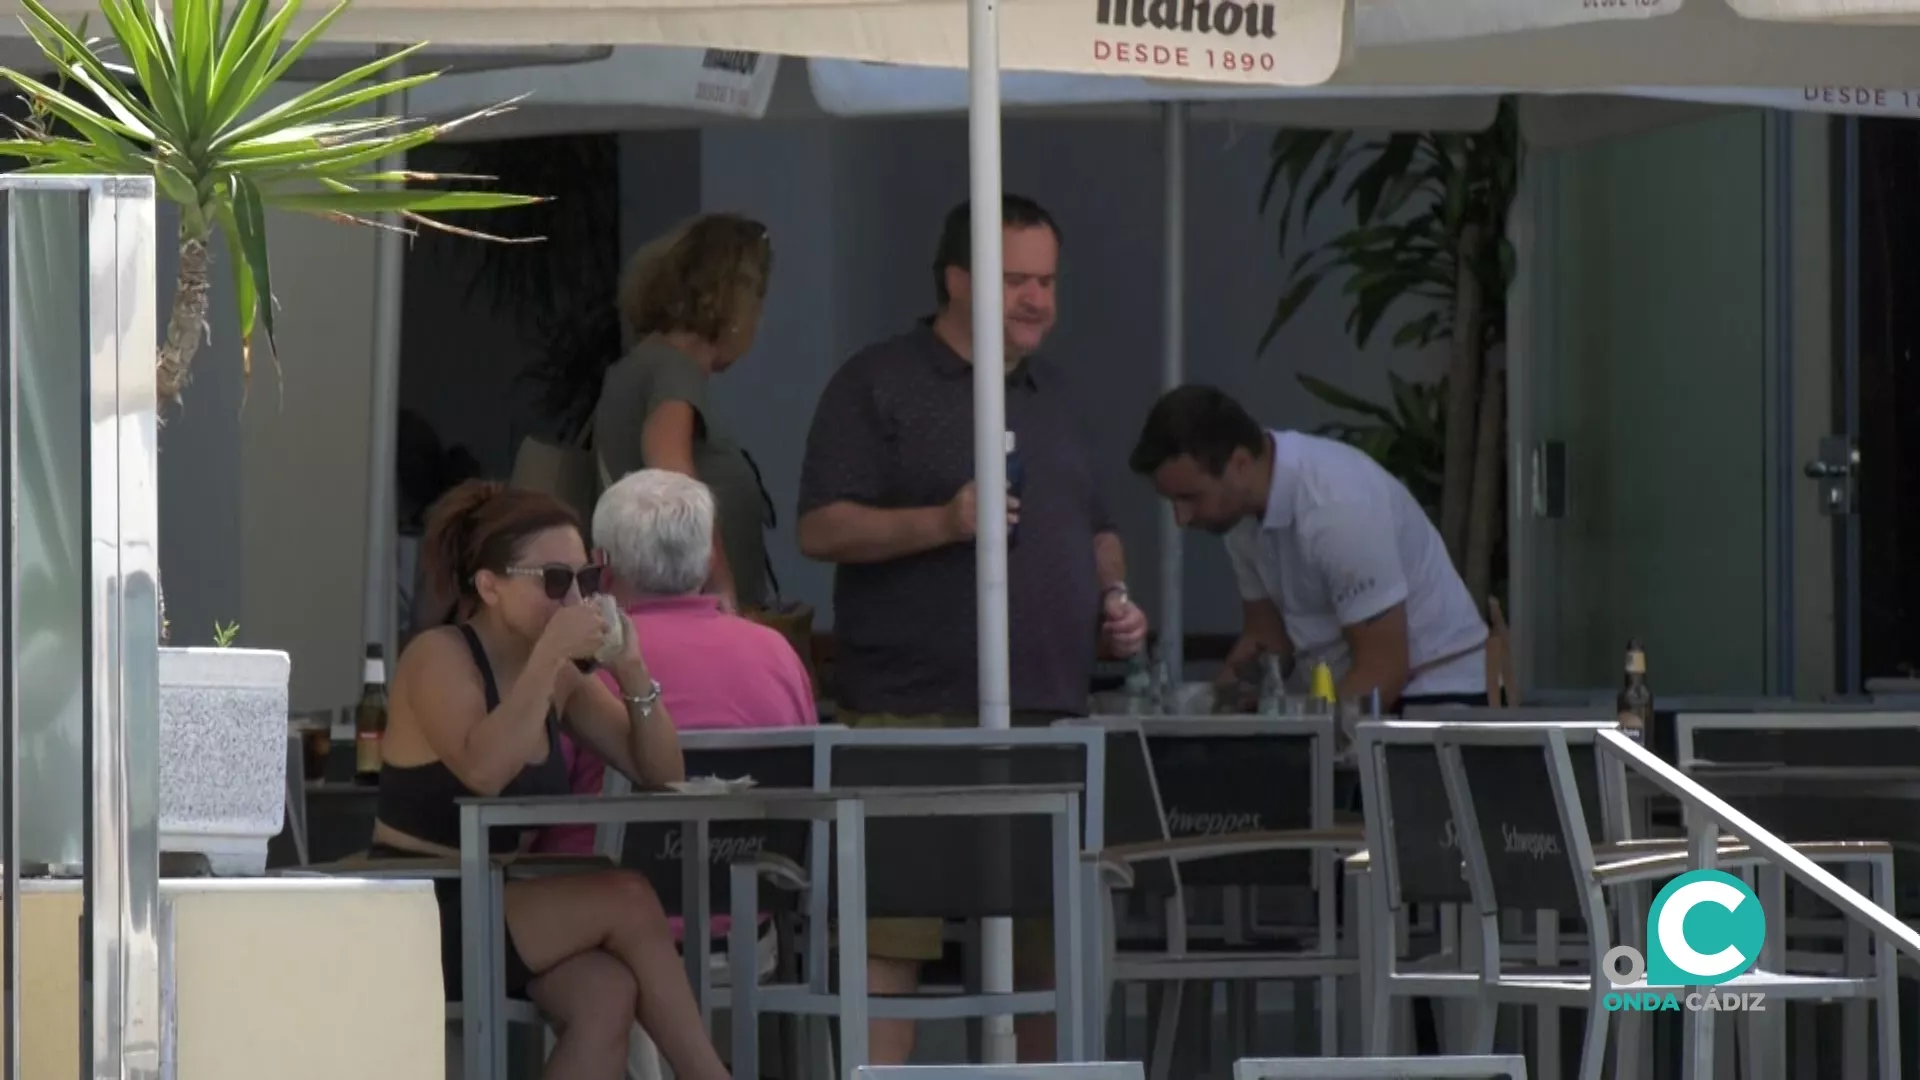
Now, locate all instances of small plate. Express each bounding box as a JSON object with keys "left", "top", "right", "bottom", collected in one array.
[{"left": 666, "top": 775, "right": 757, "bottom": 795}]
